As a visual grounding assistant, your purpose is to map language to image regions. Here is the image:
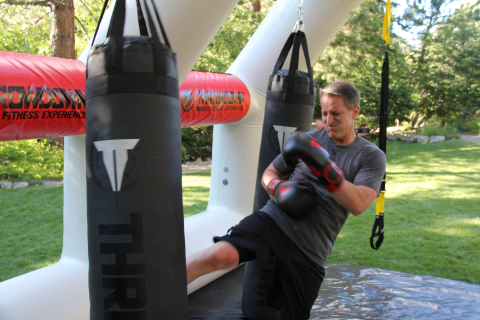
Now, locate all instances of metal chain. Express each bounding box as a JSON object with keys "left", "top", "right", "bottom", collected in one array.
[{"left": 293, "top": 0, "right": 305, "bottom": 32}]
